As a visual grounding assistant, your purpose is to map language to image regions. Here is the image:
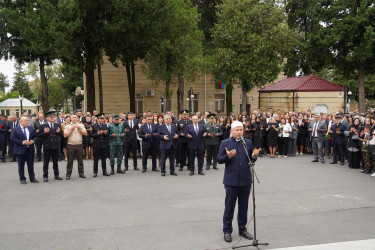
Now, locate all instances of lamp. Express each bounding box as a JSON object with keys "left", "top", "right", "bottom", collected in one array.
[{"left": 348, "top": 91, "right": 352, "bottom": 96}]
